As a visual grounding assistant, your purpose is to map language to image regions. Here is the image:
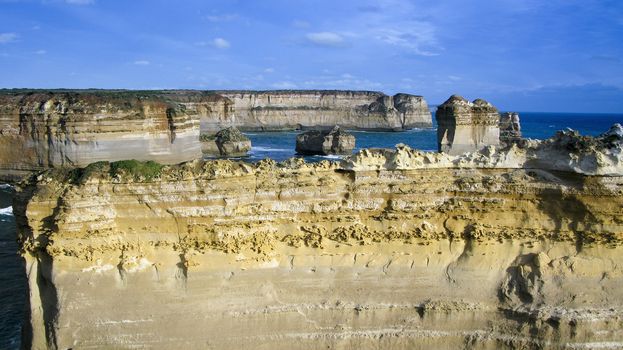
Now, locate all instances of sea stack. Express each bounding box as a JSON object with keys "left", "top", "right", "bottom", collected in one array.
[
  {"left": 499, "top": 112, "right": 522, "bottom": 146},
  {"left": 295, "top": 126, "right": 355, "bottom": 155},
  {"left": 436, "top": 95, "right": 500, "bottom": 155},
  {"left": 200, "top": 126, "right": 251, "bottom": 157}
]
